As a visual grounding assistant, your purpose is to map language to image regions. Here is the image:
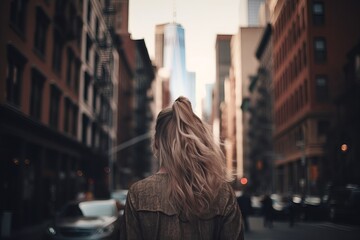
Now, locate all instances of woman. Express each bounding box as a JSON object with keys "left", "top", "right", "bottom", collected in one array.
[{"left": 120, "top": 96, "right": 244, "bottom": 240}]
